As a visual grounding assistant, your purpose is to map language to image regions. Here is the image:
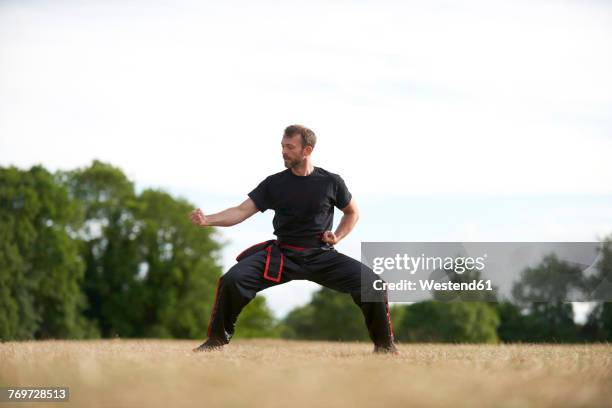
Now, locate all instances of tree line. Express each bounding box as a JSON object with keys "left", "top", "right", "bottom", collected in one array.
[
  {"left": 279, "top": 240, "right": 612, "bottom": 343},
  {"left": 1, "top": 161, "right": 611, "bottom": 342}
]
